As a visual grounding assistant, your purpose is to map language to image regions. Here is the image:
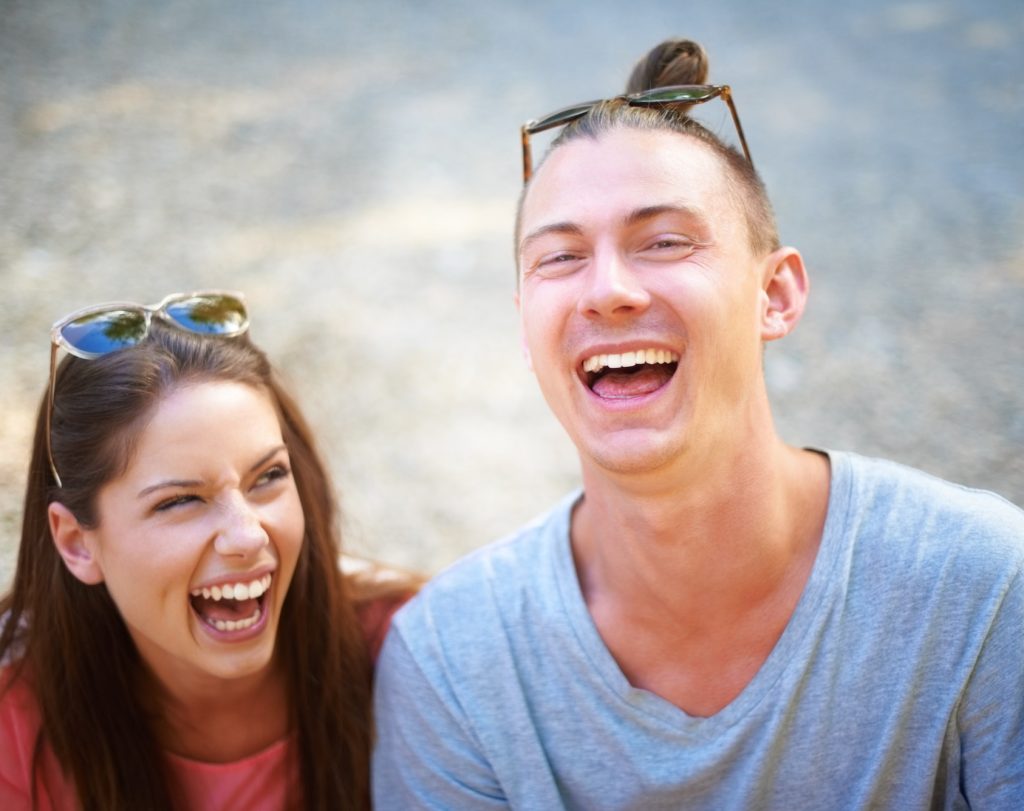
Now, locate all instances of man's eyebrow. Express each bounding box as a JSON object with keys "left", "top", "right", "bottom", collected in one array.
[
  {"left": 623, "top": 203, "right": 706, "bottom": 228},
  {"left": 521, "top": 205, "right": 709, "bottom": 253},
  {"left": 519, "top": 222, "right": 584, "bottom": 253}
]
